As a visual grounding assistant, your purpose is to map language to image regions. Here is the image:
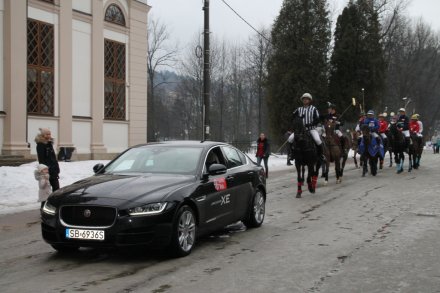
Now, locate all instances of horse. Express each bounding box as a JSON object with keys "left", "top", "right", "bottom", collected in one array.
[
  {"left": 388, "top": 123, "right": 406, "bottom": 173},
  {"left": 321, "top": 120, "right": 349, "bottom": 184},
  {"left": 411, "top": 134, "right": 424, "bottom": 169},
  {"left": 359, "top": 125, "right": 384, "bottom": 177},
  {"left": 291, "top": 115, "right": 321, "bottom": 198},
  {"left": 350, "top": 130, "right": 361, "bottom": 168},
  {"left": 380, "top": 131, "right": 394, "bottom": 168},
  {"left": 409, "top": 133, "right": 423, "bottom": 170}
]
